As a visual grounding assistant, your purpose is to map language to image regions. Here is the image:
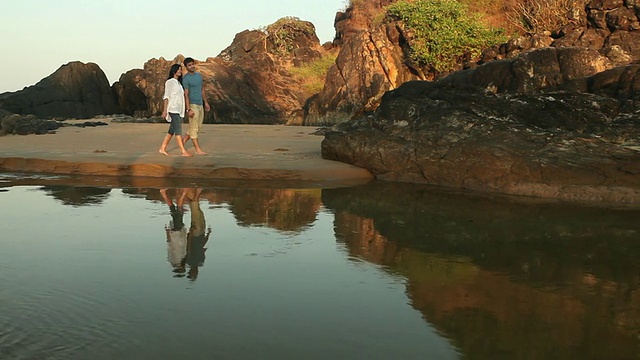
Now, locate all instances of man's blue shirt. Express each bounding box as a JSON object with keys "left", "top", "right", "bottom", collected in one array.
[{"left": 182, "top": 72, "right": 204, "bottom": 105}]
